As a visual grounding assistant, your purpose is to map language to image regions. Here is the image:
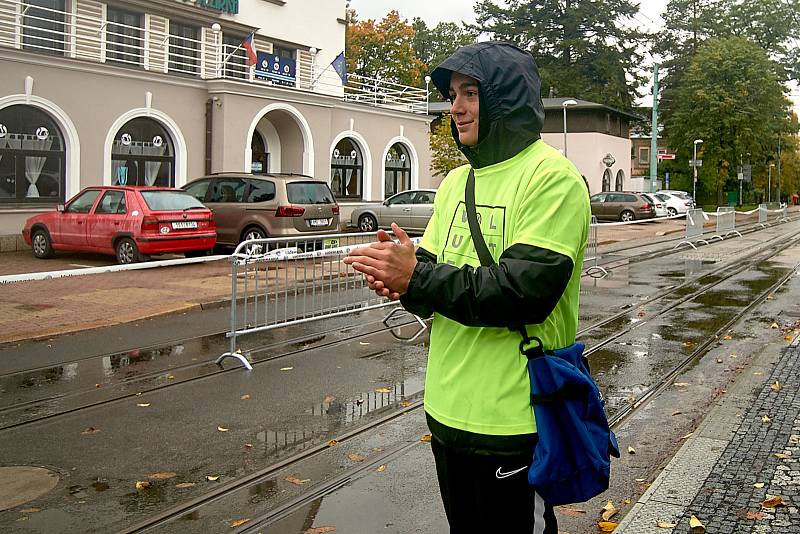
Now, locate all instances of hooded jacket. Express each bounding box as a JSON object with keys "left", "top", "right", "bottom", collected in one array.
[{"left": 401, "top": 42, "right": 590, "bottom": 445}]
